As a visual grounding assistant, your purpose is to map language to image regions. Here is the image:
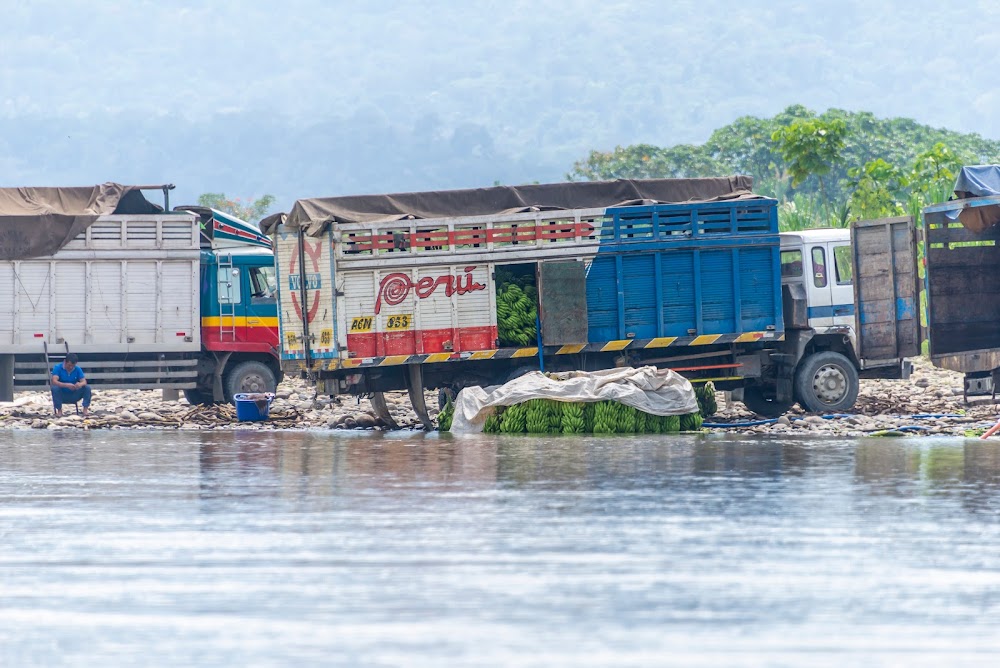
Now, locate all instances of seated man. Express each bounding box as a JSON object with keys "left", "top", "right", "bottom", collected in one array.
[{"left": 51, "top": 353, "right": 91, "bottom": 417}]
